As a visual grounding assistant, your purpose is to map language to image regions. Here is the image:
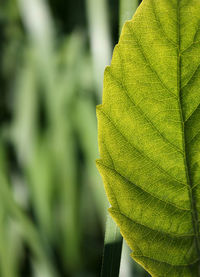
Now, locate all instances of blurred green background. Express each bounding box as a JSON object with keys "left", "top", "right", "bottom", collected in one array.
[{"left": 0, "top": 0, "right": 149, "bottom": 276}]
